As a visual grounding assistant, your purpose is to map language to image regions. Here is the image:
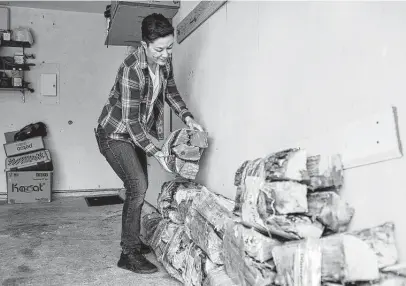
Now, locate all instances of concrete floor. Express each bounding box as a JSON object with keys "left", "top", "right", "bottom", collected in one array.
[{"left": 0, "top": 197, "right": 181, "bottom": 286}]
